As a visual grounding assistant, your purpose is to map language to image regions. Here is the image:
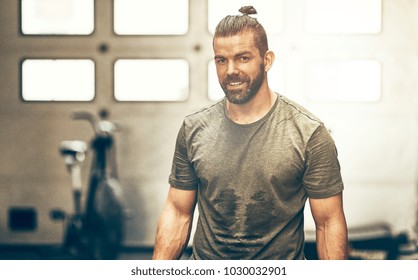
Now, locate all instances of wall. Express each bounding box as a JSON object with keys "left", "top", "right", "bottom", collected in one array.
[{"left": 0, "top": 0, "right": 417, "bottom": 247}]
